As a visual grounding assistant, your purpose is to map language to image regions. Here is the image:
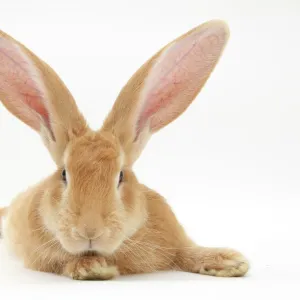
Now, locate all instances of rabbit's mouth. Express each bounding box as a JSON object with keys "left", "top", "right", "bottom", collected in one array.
[
  {"left": 57, "top": 231, "right": 125, "bottom": 256},
  {"left": 81, "top": 250, "right": 98, "bottom": 256}
]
